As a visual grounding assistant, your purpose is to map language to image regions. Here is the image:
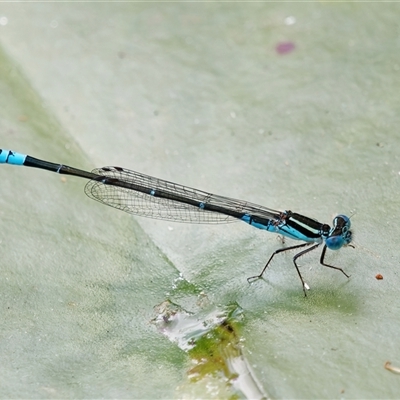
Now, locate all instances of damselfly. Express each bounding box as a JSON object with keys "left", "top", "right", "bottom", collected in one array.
[{"left": 0, "top": 149, "right": 352, "bottom": 295}]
